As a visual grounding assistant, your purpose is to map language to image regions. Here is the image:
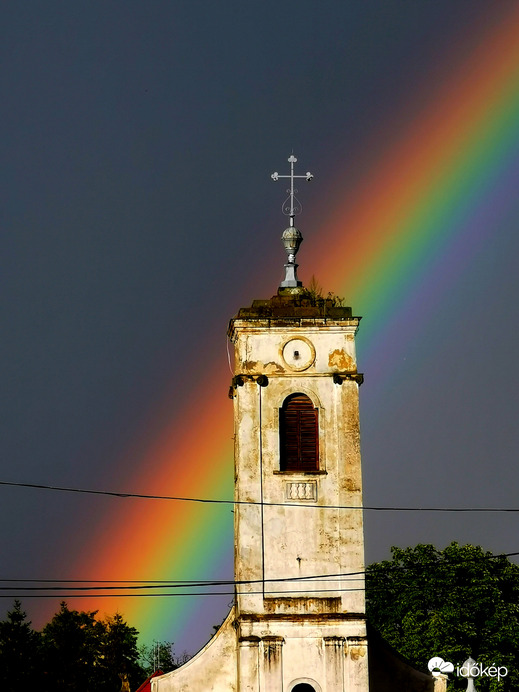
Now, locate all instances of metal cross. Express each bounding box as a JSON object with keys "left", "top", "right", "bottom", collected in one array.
[{"left": 271, "top": 154, "right": 313, "bottom": 226}]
